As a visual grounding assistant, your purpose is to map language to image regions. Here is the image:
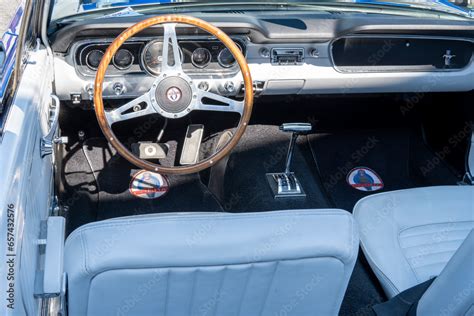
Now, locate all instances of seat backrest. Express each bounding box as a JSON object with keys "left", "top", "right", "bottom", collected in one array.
[
  {"left": 65, "top": 209, "right": 358, "bottom": 316},
  {"left": 417, "top": 229, "right": 474, "bottom": 316}
]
